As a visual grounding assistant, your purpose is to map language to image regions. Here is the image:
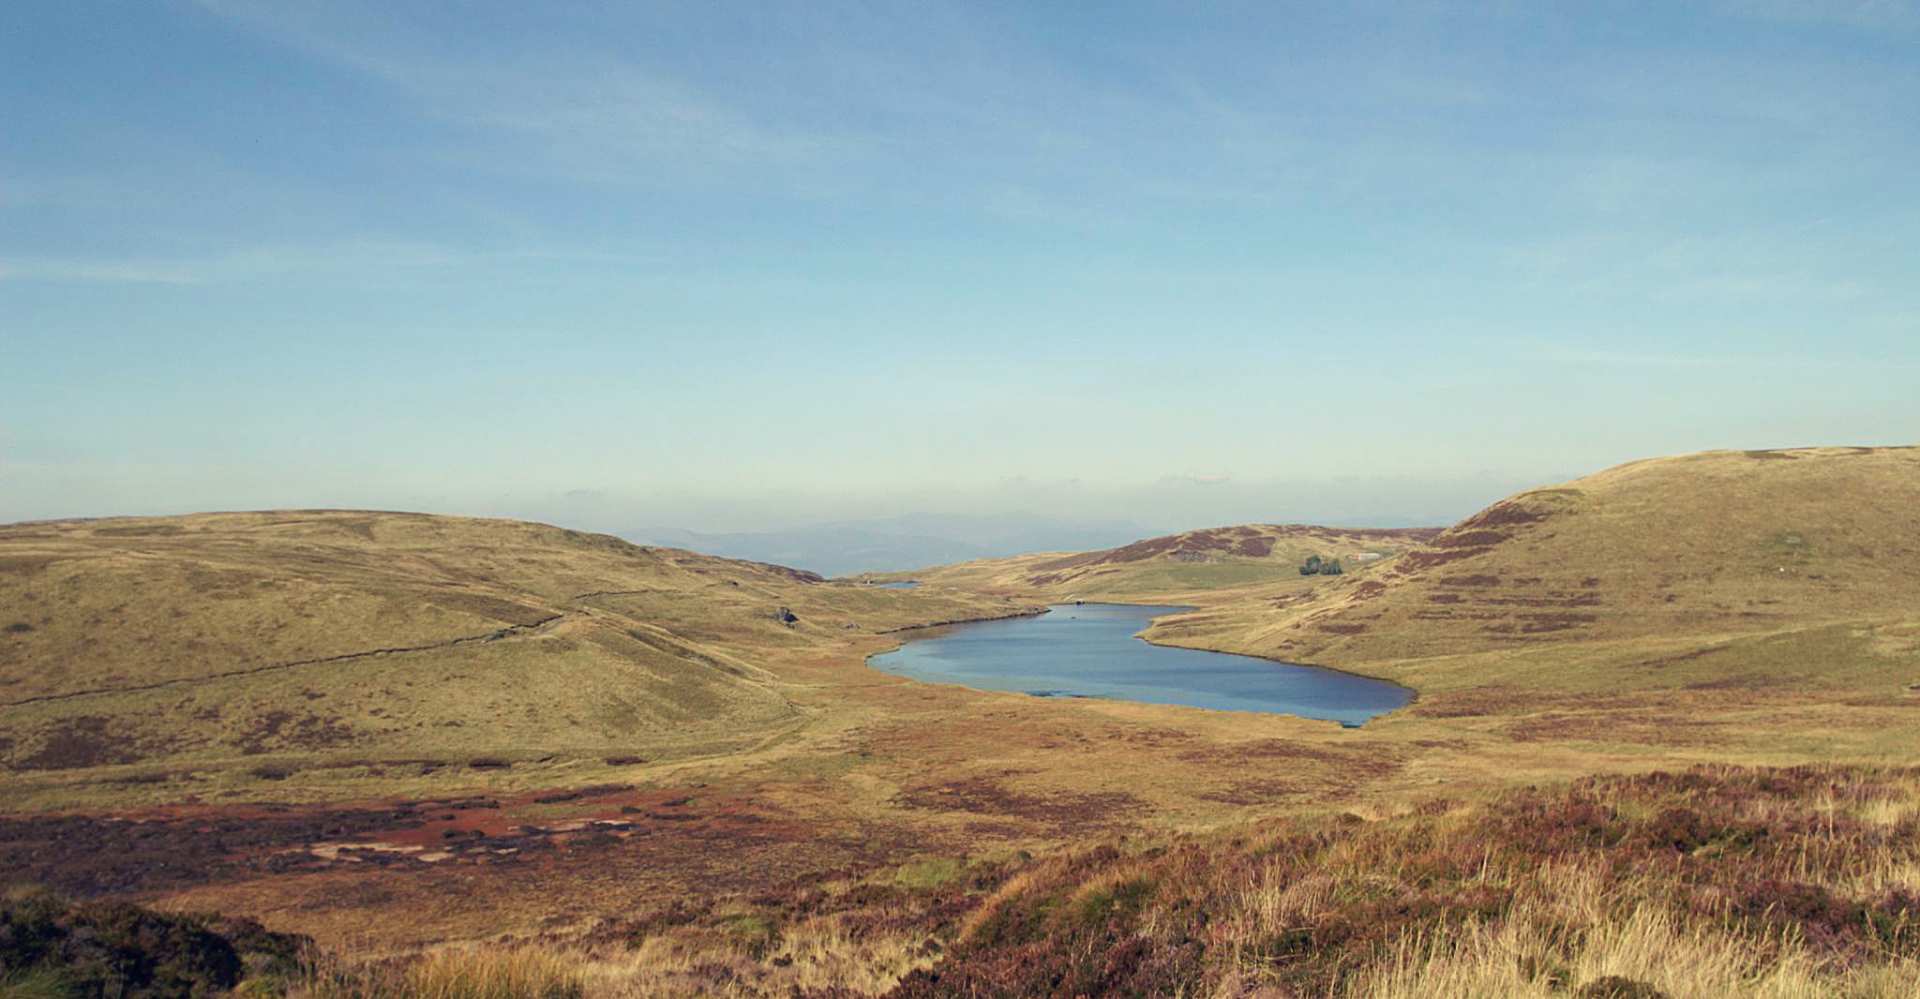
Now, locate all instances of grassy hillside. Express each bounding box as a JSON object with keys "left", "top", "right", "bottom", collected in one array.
[
  {"left": 886, "top": 523, "right": 1440, "bottom": 602},
  {"left": 0, "top": 511, "right": 1025, "bottom": 793},
  {"left": 1140, "top": 447, "right": 1920, "bottom": 702},
  {"left": 9, "top": 449, "right": 1920, "bottom": 988}
]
